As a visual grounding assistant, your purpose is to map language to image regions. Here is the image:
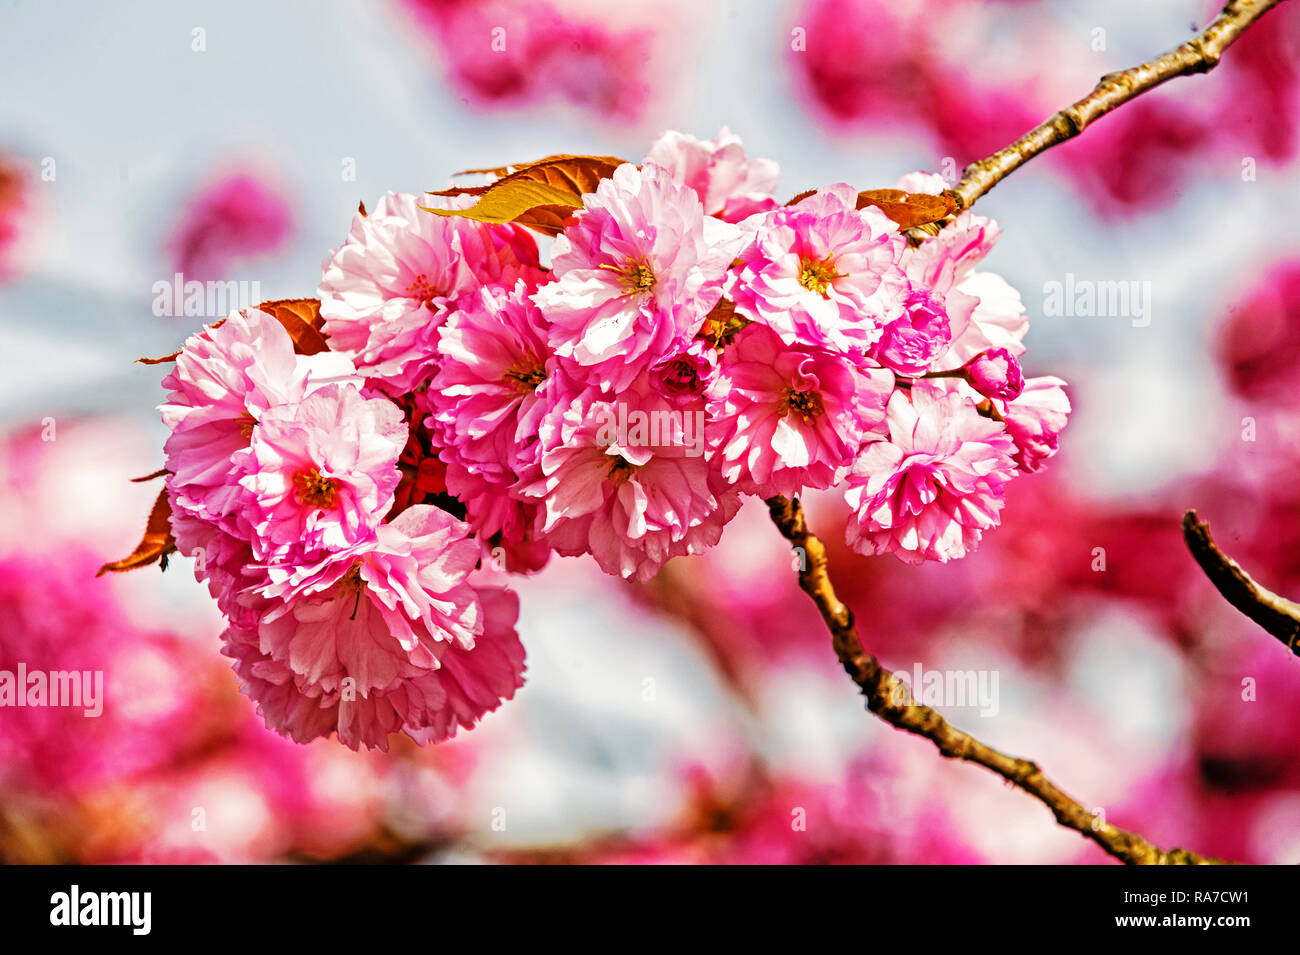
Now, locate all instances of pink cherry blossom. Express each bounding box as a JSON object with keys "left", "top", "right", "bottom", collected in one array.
[
  {"left": 644, "top": 126, "right": 781, "bottom": 223},
  {"left": 236, "top": 505, "right": 524, "bottom": 750},
  {"left": 1001, "top": 376, "right": 1071, "bottom": 473},
  {"left": 259, "top": 505, "right": 482, "bottom": 655},
  {"left": 520, "top": 381, "right": 740, "bottom": 582},
  {"left": 161, "top": 308, "right": 361, "bottom": 528},
  {"left": 425, "top": 280, "right": 556, "bottom": 486},
  {"left": 444, "top": 461, "right": 553, "bottom": 574},
  {"left": 791, "top": 0, "right": 931, "bottom": 129},
  {"left": 401, "top": 0, "right": 664, "bottom": 121},
  {"left": 844, "top": 381, "right": 1019, "bottom": 563},
  {"left": 234, "top": 384, "right": 407, "bottom": 560},
  {"left": 0, "top": 423, "right": 400, "bottom": 863},
  {"left": 535, "top": 162, "right": 744, "bottom": 391},
  {"left": 871, "top": 288, "right": 953, "bottom": 376},
  {"left": 727, "top": 183, "right": 907, "bottom": 353},
  {"left": 941, "top": 270, "right": 1028, "bottom": 366},
  {"left": 168, "top": 169, "right": 292, "bottom": 281},
  {"left": 222, "top": 581, "right": 523, "bottom": 752},
  {"left": 648, "top": 338, "right": 719, "bottom": 406},
  {"left": 318, "top": 192, "right": 542, "bottom": 392},
  {"left": 404, "top": 585, "right": 527, "bottom": 745},
  {"left": 708, "top": 323, "right": 893, "bottom": 498},
  {"left": 966, "top": 347, "right": 1025, "bottom": 401}
]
